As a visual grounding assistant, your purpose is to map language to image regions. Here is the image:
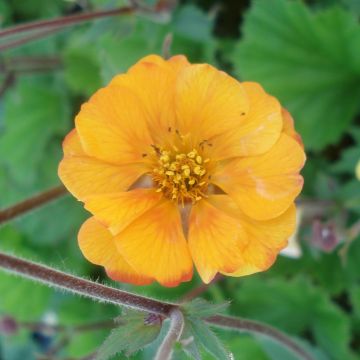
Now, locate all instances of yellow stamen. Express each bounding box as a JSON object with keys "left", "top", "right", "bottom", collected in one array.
[{"left": 152, "top": 147, "right": 210, "bottom": 203}]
